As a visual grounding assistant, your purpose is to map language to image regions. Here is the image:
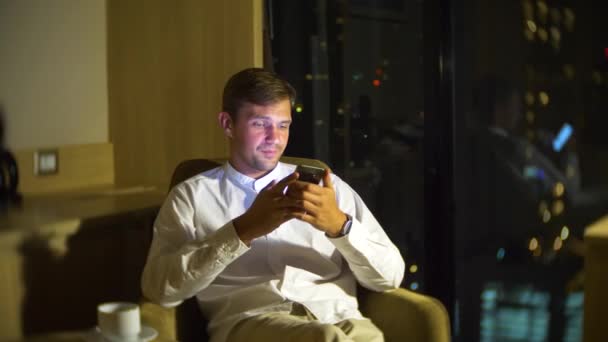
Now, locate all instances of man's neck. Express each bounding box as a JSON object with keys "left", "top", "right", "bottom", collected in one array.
[{"left": 227, "top": 160, "right": 276, "bottom": 180}]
